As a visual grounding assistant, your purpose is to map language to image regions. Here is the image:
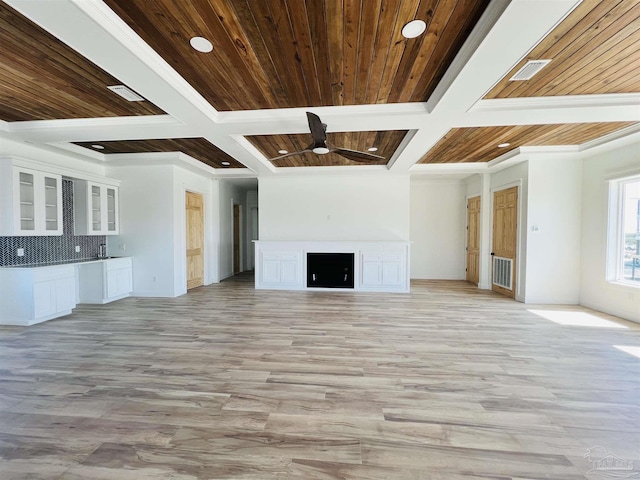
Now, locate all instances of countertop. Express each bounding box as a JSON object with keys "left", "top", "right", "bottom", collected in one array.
[{"left": 0, "top": 257, "right": 129, "bottom": 269}]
